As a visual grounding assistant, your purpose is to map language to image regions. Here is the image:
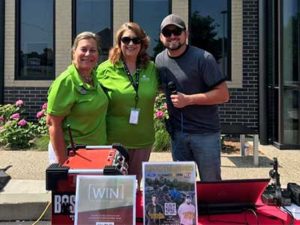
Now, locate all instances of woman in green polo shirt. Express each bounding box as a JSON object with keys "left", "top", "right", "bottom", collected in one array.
[
  {"left": 97, "top": 22, "right": 158, "bottom": 190},
  {"left": 47, "top": 31, "right": 108, "bottom": 165}
]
